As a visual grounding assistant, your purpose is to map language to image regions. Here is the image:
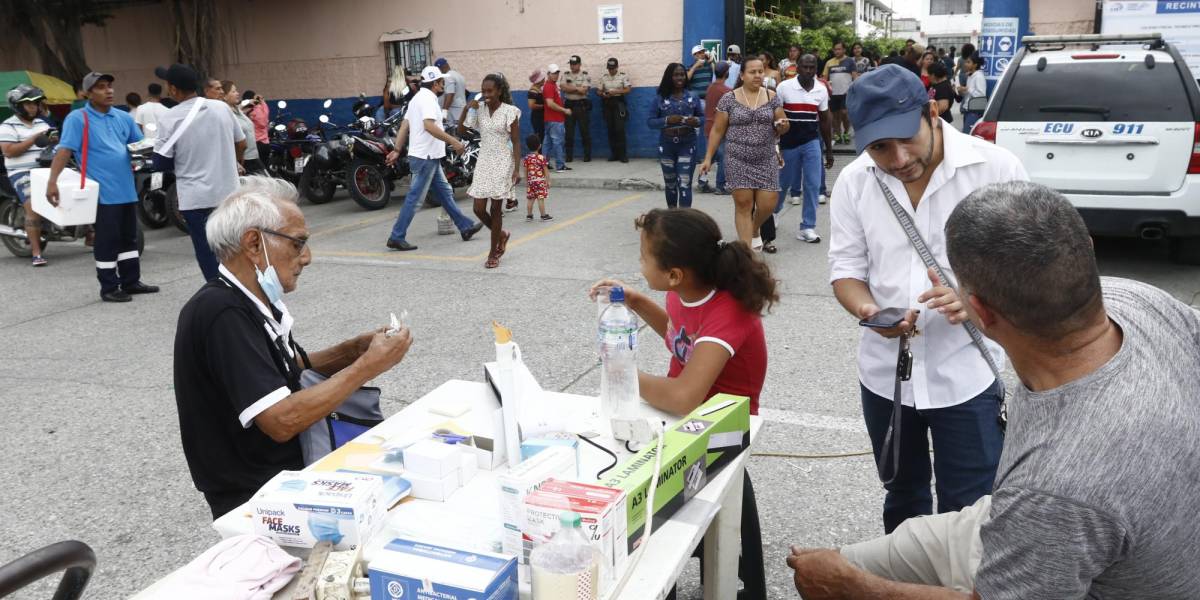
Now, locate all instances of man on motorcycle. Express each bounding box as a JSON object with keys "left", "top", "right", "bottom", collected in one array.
[
  {"left": 0, "top": 85, "right": 55, "bottom": 266},
  {"left": 47, "top": 72, "right": 160, "bottom": 302},
  {"left": 384, "top": 66, "right": 482, "bottom": 251}
]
